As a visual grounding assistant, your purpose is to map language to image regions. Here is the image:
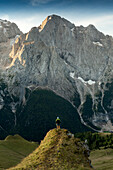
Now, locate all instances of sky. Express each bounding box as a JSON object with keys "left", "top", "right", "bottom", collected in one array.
[{"left": 0, "top": 0, "right": 113, "bottom": 36}]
